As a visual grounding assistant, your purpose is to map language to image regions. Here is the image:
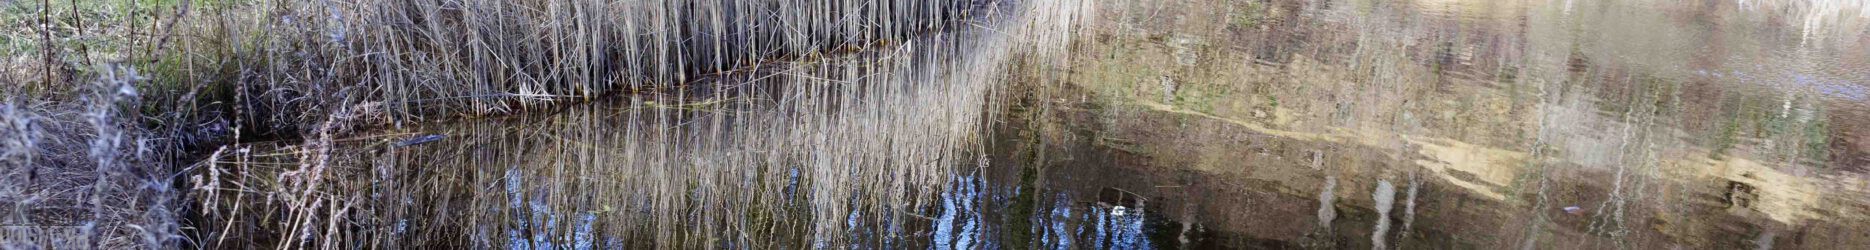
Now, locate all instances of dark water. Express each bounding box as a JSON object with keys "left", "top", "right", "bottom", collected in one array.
[
  {"left": 920, "top": 0, "right": 1870, "bottom": 248},
  {"left": 191, "top": 0, "right": 1870, "bottom": 248}
]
